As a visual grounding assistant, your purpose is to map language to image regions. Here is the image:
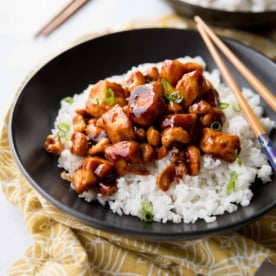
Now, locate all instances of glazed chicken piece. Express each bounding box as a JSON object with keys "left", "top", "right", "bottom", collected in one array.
[
  {"left": 71, "top": 157, "right": 116, "bottom": 194},
  {"left": 102, "top": 104, "right": 136, "bottom": 144},
  {"left": 200, "top": 107, "right": 226, "bottom": 127},
  {"left": 176, "top": 70, "right": 209, "bottom": 108},
  {"left": 159, "top": 113, "right": 198, "bottom": 139},
  {"left": 82, "top": 156, "right": 115, "bottom": 179},
  {"left": 71, "top": 132, "right": 89, "bottom": 156},
  {"left": 200, "top": 128, "right": 241, "bottom": 162},
  {"left": 98, "top": 182, "right": 118, "bottom": 196},
  {"left": 160, "top": 59, "right": 203, "bottom": 86},
  {"left": 105, "top": 141, "right": 149, "bottom": 176},
  {"left": 85, "top": 80, "right": 127, "bottom": 118},
  {"left": 128, "top": 81, "right": 166, "bottom": 127},
  {"left": 71, "top": 168, "right": 98, "bottom": 193},
  {"left": 85, "top": 121, "right": 107, "bottom": 143},
  {"left": 72, "top": 114, "right": 87, "bottom": 133},
  {"left": 201, "top": 80, "right": 220, "bottom": 107}
]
